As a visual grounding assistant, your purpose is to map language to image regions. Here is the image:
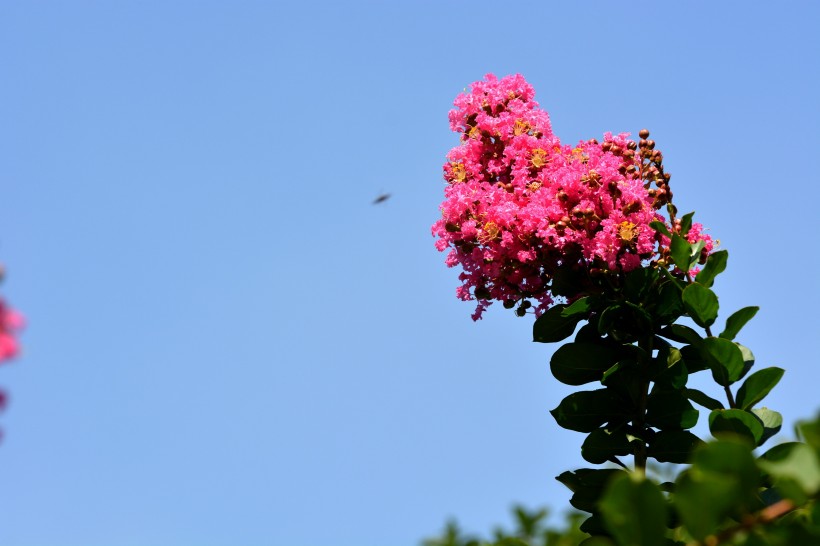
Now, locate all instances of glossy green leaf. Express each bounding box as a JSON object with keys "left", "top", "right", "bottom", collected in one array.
[
  {"left": 599, "top": 474, "right": 667, "bottom": 546},
  {"left": 699, "top": 337, "right": 745, "bottom": 386},
  {"left": 550, "top": 390, "right": 623, "bottom": 433},
  {"left": 679, "top": 344, "right": 709, "bottom": 373},
  {"left": 709, "top": 409, "right": 764, "bottom": 445},
  {"left": 736, "top": 367, "right": 784, "bottom": 410},
  {"left": 550, "top": 342, "right": 620, "bottom": 386},
  {"left": 735, "top": 342, "right": 756, "bottom": 380},
  {"left": 649, "top": 220, "right": 671, "bottom": 238},
  {"left": 648, "top": 430, "right": 704, "bottom": 463},
  {"left": 646, "top": 390, "right": 699, "bottom": 430},
  {"left": 533, "top": 304, "right": 582, "bottom": 343},
  {"left": 578, "top": 537, "right": 616, "bottom": 546},
  {"left": 581, "top": 428, "right": 634, "bottom": 464},
  {"left": 695, "top": 250, "right": 728, "bottom": 288},
  {"left": 682, "top": 283, "right": 719, "bottom": 328},
  {"left": 752, "top": 408, "right": 783, "bottom": 445},
  {"left": 679, "top": 211, "right": 695, "bottom": 236},
  {"left": 719, "top": 306, "right": 758, "bottom": 341},
  {"left": 658, "top": 324, "right": 702, "bottom": 345},
  {"left": 684, "top": 388, "right": 724, "bottom": 410},
  {"left": 670, "top": 233, "right": 691, "bottom": 270}
]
